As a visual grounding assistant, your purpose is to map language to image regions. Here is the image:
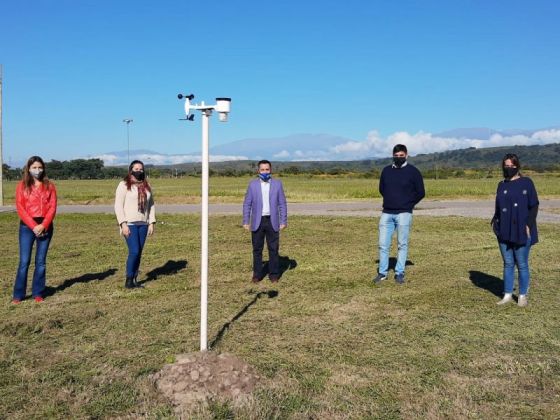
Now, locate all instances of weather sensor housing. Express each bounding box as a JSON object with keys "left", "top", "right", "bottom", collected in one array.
[
  {"left": 178, "top": 94, "right": 231, "bottom": 122},
  {"left": 215, "top": 97, "right": 232, "bottom": 122}
]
